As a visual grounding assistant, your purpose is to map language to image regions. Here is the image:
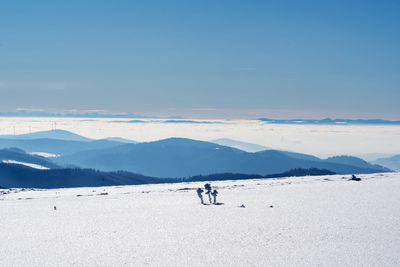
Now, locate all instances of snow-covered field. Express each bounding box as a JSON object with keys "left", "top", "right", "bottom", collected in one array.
[{"left": 1, "top": 172, "right": 399, "bottom": 266}]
